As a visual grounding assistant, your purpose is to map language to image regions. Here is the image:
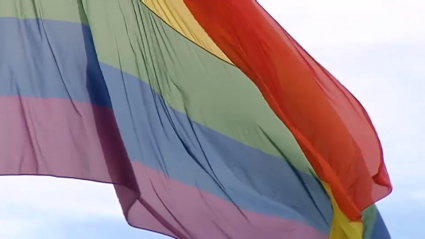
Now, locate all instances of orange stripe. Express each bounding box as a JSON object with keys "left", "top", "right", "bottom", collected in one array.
[{"left": 183, "top": 0, "right": 392, "bottom": 222}]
